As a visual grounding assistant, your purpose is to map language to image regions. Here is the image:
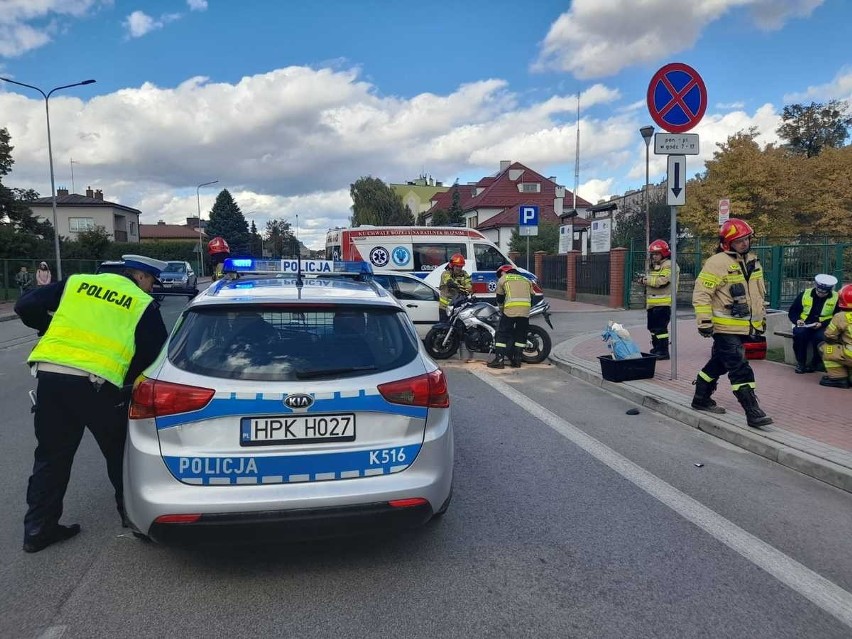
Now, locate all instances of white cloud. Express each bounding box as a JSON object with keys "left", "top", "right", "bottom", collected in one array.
[
  {"left": 187, "top": 0, "right": 208, "bottom": 10},
  {"left": 716, "top": 101, "right": 746, "bottom": 110},
  {"left": 533, "top": 0, "right": 824, "bottom": 79},
  {"left": 0, "top": 0, "right": 111, "bottom": 57},
  {"left": 783, "top": 68, "right": 852, "bottom": 103},
  {"left": 0, "top": 65, "right": 791, "bottom": 249},
  {"left": 124, "top": 10, "right": 168, "bottom": 38}
]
